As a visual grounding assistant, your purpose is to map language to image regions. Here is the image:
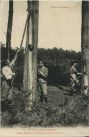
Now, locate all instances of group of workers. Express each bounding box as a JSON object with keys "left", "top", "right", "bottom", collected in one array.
[
  {"left": 1, "top": 59, "right": 48, "bottom": 104},
  {"left": 1, "top": 59, "right": 89, "bottom": 105}
]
